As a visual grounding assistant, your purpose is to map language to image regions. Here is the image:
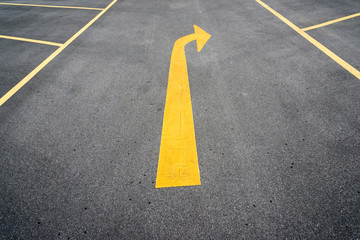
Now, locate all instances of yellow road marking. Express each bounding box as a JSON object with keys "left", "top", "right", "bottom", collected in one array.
[
  {"left": 0, "top": 2, "right": 103, "bottom": 11},
  {"left": 156, "top": 25, "right": 211, "bottom": 188},
  {"left": 0, "top": 0, "right": 117, "bottom": 106},
  {"left": 0, "top": 35, "right": 63, "bottom": 47},
  {"left": 302, "top": 12, "right": 360, "bottom": 31},
  {"left": 255, "top": 0, "right": 360, "bottom": 80}
]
